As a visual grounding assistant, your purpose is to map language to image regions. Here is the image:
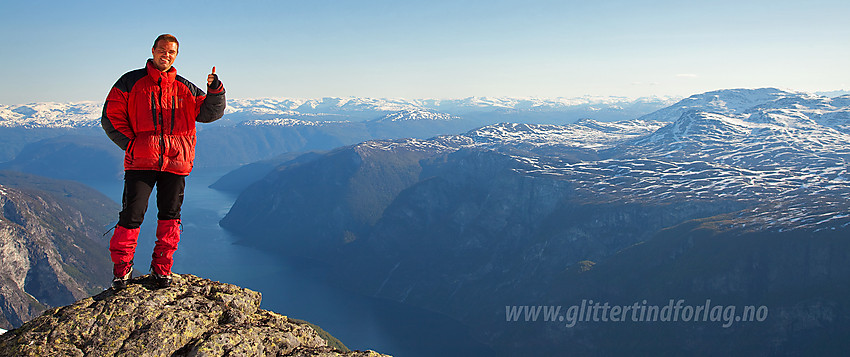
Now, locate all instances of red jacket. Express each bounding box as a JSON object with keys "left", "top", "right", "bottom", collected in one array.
[{"left": 101, "top": 60, "right": 225, "bottom": 175}]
